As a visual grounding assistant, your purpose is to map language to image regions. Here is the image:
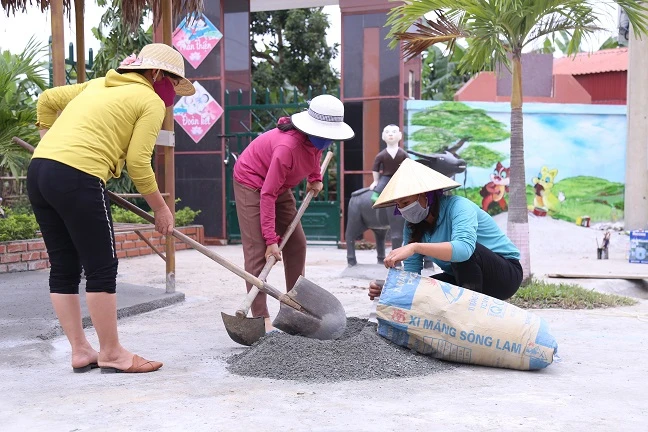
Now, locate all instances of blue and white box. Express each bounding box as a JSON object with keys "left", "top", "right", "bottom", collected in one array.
[{"left": 629, "top": 230, "right": 648, "bottom": 264}]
